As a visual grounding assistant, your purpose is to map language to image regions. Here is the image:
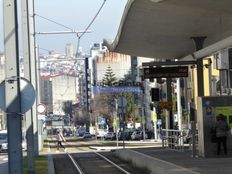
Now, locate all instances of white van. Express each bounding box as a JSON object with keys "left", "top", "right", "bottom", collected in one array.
[{"left": 0, "top": 130, "right": 27, "bottom": 152}]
